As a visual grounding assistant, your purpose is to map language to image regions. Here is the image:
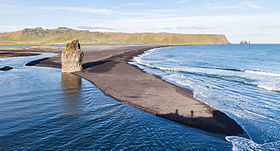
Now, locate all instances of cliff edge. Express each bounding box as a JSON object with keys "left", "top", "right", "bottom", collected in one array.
[{"left": 0, "top": 27, "right": 230, "bottom": 45}]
